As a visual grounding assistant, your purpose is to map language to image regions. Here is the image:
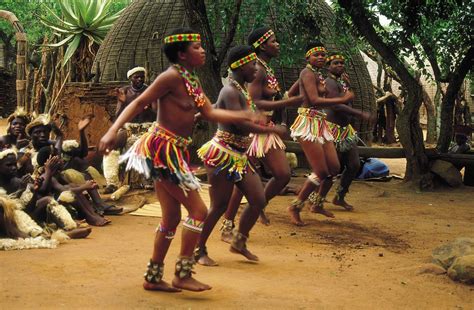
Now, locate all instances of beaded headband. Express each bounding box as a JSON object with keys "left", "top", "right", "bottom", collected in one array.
[
  {"left": 305, "top": 46, "right": 327, "bottom": 58},
  {"left": 252, "top": 29, "right": 274, "bottom": 48},
  {"left": 163, "top": 33, "right": 201, "bottom": 44},
  {"left": 230, "top": 52, "right": 257, "bottom": 69},
  {"left": 326, "top": 54, "right": 345, "bottom": 63}
]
